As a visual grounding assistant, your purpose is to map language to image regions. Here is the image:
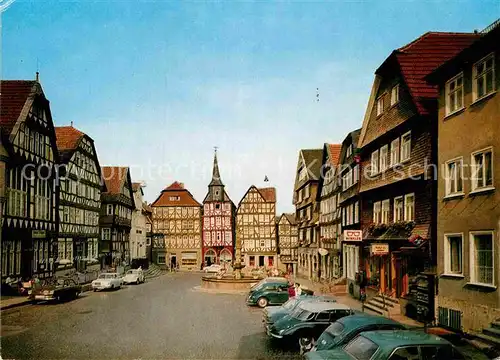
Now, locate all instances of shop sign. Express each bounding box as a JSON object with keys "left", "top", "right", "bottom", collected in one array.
[
  {"left": 32, "top": 230, "right": 46, "bottom": 238},
  {"left": 371, "top": 243, "right": 389, "bottom": 255},
  {"left": 343, "top": 230, "right": 363, "bottom": 242}
]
